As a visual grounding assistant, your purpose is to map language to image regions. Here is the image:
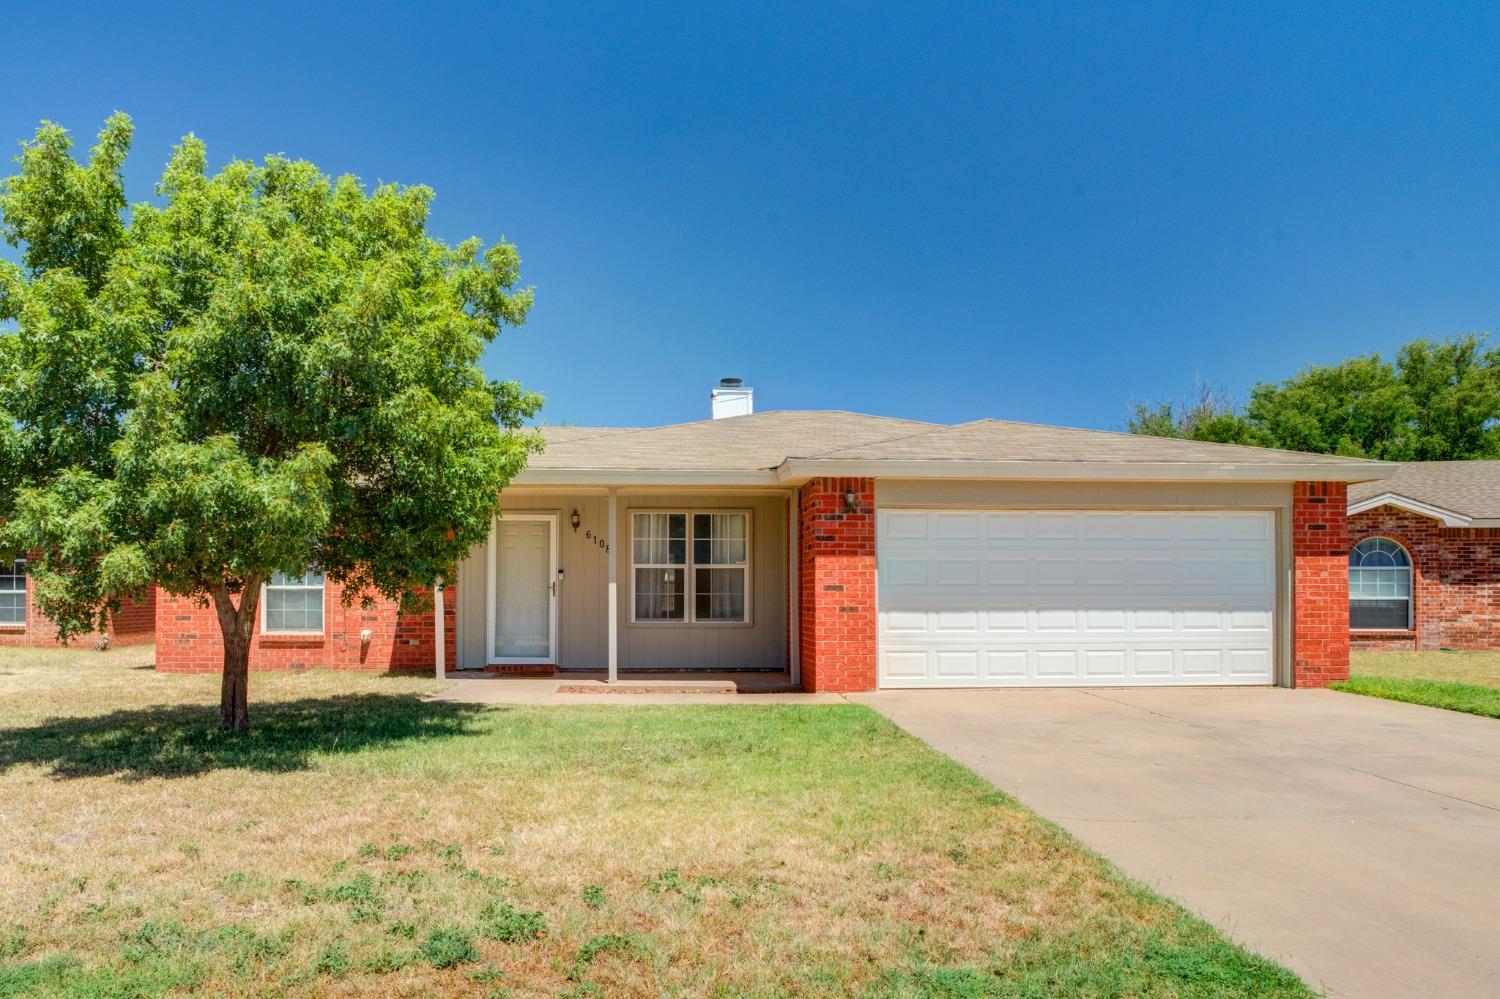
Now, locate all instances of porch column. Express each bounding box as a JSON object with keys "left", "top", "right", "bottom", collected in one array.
[
  {"left": 433, "top": 578, "right": 445, "bottom": 680},
  {"left": 787, "top": 490, "right": 801, "bottom": 686},
  {"left": 607, "top": 487, "right": 619, "bottom": 683}
]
